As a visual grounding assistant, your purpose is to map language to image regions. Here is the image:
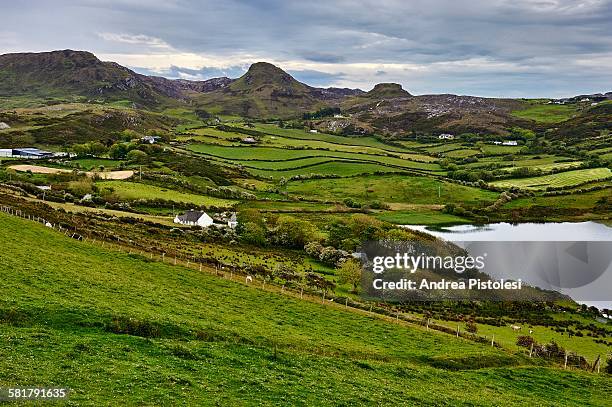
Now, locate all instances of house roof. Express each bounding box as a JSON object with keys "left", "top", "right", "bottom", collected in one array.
[
  {"left": 177, "top": 210, "right": 208, "bottom": 223},
  {"left": 229, "top": 213, "right": 237, "bottom": 222},
  {"left": 12, "top": 147, "right": 53, "bottom": 156}
]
